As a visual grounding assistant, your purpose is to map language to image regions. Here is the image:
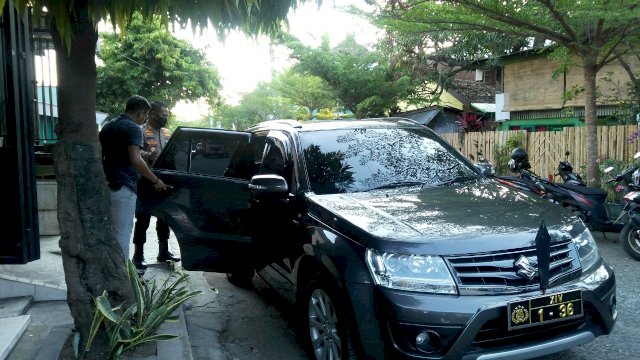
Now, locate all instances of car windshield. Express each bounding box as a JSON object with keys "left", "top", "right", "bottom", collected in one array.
[{"left": 299, "top": 127, "right": 479, "bottom": 194}]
